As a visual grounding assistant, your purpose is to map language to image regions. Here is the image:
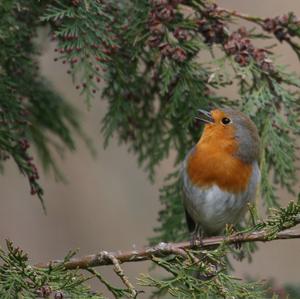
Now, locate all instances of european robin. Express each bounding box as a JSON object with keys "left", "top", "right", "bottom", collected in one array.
[{"left": 181, "top": 108, "right": 260, "bottom": 238}]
